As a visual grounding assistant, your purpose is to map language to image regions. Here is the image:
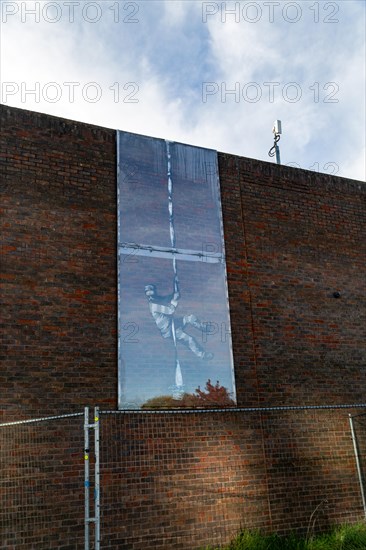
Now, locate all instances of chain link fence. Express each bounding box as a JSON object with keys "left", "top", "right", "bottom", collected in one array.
[
  {"left": 0, "top": 413, "right": 85, "bottom": 550},
  {"left": 1, "top": 406, "right": 366, "bottom": 549},
  {"left": 98, "top": 406, "right": 366, "bottom": 550}
]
